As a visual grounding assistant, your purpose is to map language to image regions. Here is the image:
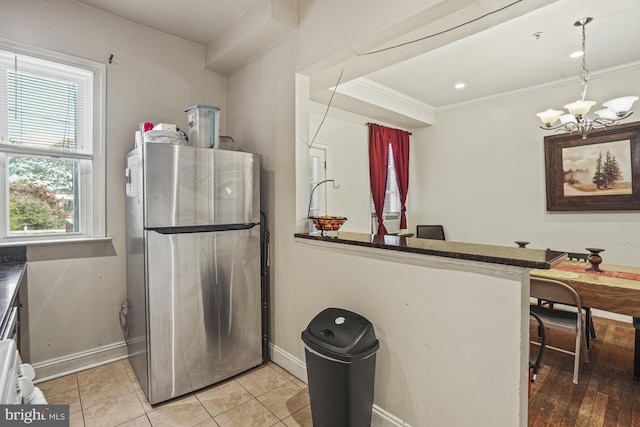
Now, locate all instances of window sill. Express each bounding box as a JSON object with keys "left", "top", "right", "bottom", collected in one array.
[{"left": 0, "top": 237, "right": 115, "bottom": 262}]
